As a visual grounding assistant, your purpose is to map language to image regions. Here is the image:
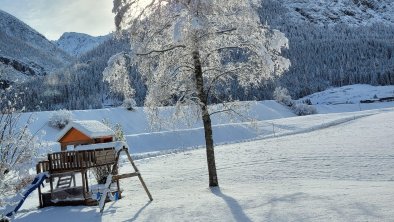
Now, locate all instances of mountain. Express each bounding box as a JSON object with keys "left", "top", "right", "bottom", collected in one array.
[
  {"left": 55, "top": 32, "right": 111, "bottom": 57},
  {"left": 0, "top": 10, "right": 73, "bottom": 84},
  {"left": 4, "top": 0, "right": 394, "bottom": 111},
  {"left": 275, "top": 0, "right": 394, "bottom": 26},
  {"left": 258, "top": 0, "right": 394, "bottom": 98}
]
